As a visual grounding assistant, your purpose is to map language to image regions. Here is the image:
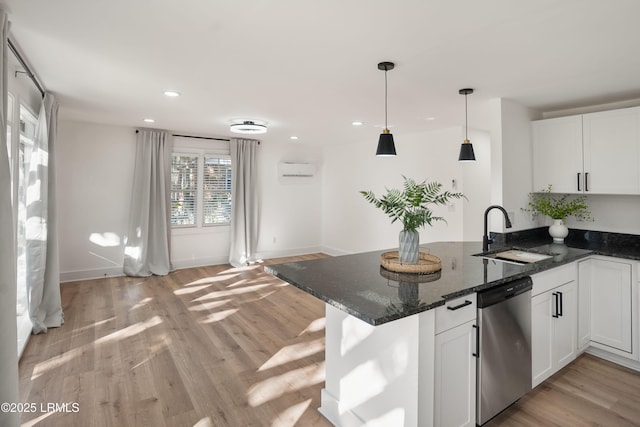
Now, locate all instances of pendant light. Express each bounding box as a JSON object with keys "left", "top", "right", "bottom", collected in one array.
[
  {"left": 458, "top": 88, "right": 476, "bottom": 162},
  {"left": 376, "top": 61, "right": 397, "bottom": 156}
]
